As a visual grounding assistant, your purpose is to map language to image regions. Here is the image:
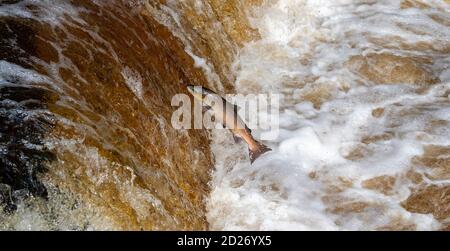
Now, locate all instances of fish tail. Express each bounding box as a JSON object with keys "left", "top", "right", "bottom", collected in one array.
[{"left": 249, "top": 141, "right": 272, "bottom": 164}]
